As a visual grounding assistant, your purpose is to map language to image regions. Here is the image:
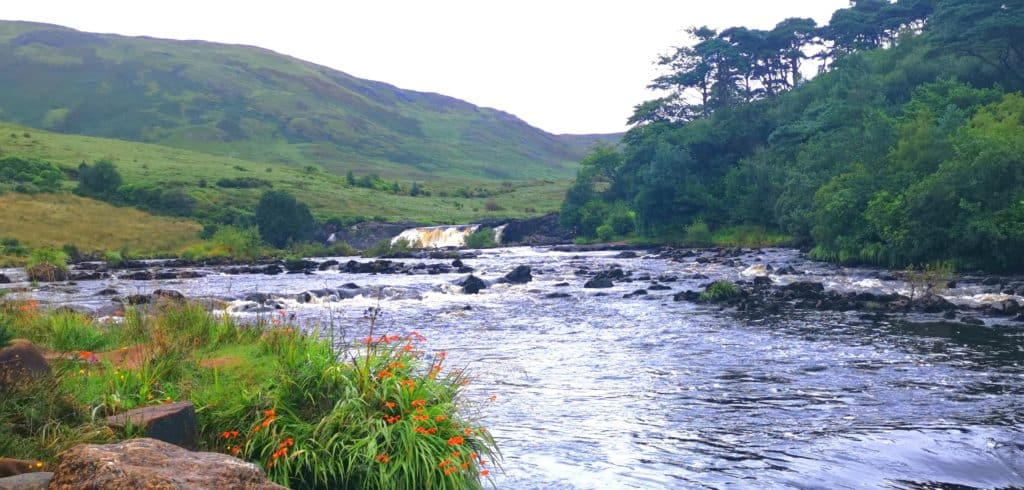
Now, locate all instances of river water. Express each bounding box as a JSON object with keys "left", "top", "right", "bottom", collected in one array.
[{"left": 4, "top": 247, "right": 1023, "bottom": 489}]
